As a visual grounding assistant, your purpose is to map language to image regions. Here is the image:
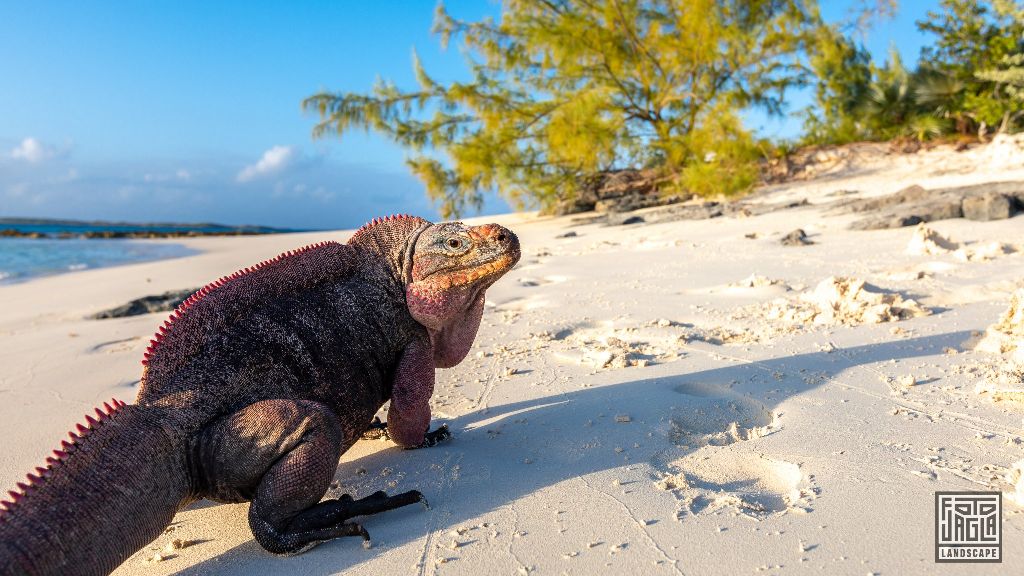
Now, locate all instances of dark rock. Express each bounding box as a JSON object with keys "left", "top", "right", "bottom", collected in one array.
[
  {"left": 726, "top": 198, "right": 809, "bottom": 218},
  {"left": 569, "top": 194, "right": 808, "bottom": 228},
  {"left": 780, "top": 229, "right": 812, "bottom": 246},
  {"left": 0, "top": 228, "right": 44, "bottom": 238},
  {"left": 555, "top": 231, "right": 578, "bottom": 238},
  {"left": 617, "top": 215, "right": 646, "bottom": 225},
  {"left": 835, "top": 181, "right": 1024, "bottom": 229},
  {"left": 831, "top": 185, "right": 933, "bottom": 214},
  {"left": 91, "top": 288, "right": 199, "bottom": 319},
  {"left": 962, "top": 192, "right": 1015, "bottom": 221},
  {"left": 641, "top": 202, "right": 724, "bottom": 224},
  {"left": 849, "top": 215, "right": 919, "bottom": 231},
  {"left": 594, "top": 192, "right": 689, "bottom": 213},
  {"left": 578, "top": 197, "right": 809, "bottom": 227}
]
